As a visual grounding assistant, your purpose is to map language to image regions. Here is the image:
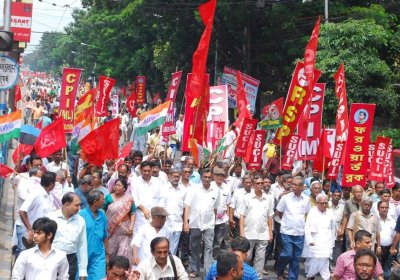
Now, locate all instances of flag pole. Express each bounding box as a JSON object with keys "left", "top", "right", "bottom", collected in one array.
[{"left": 279, "top": 136, "right": 282, "bottom": 170}]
